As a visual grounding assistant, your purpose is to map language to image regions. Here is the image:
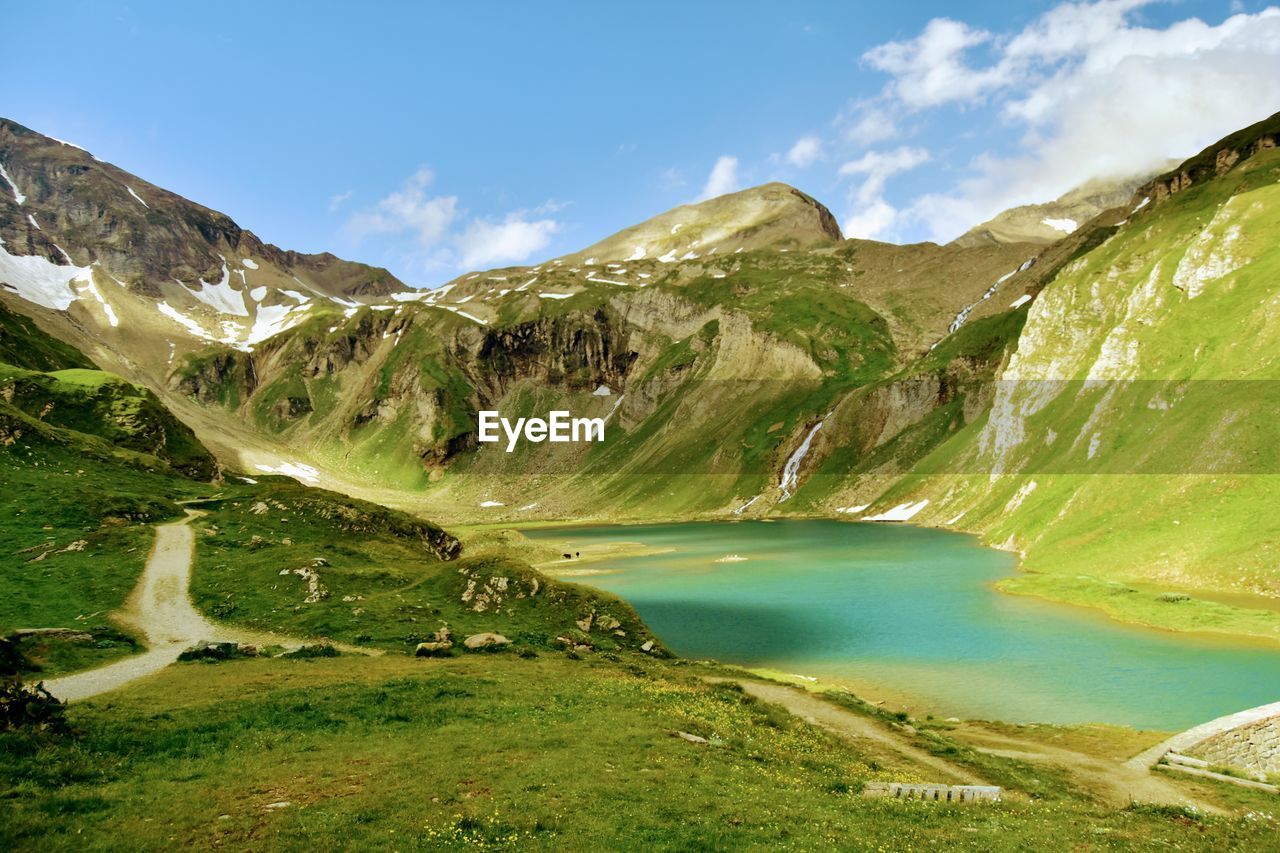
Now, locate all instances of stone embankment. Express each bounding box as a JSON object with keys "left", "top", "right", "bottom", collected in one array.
[{"left": 1189, "top": 715, "right": 1280, "bottom": 774}]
